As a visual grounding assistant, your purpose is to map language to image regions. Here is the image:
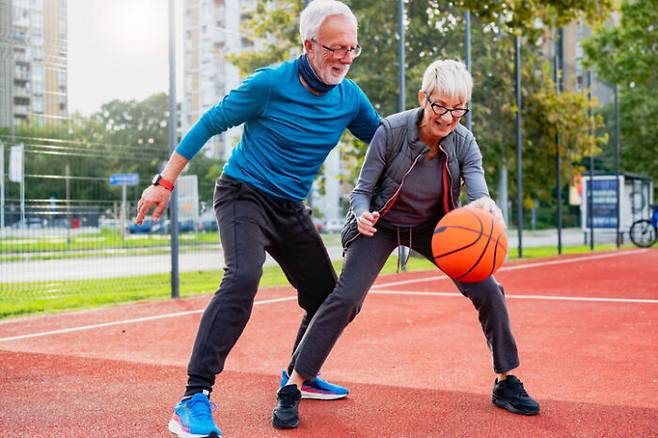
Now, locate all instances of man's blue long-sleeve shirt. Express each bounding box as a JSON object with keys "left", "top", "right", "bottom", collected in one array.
[{"left": 176, "top": 58, "right": 381, "bottom": 201}]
